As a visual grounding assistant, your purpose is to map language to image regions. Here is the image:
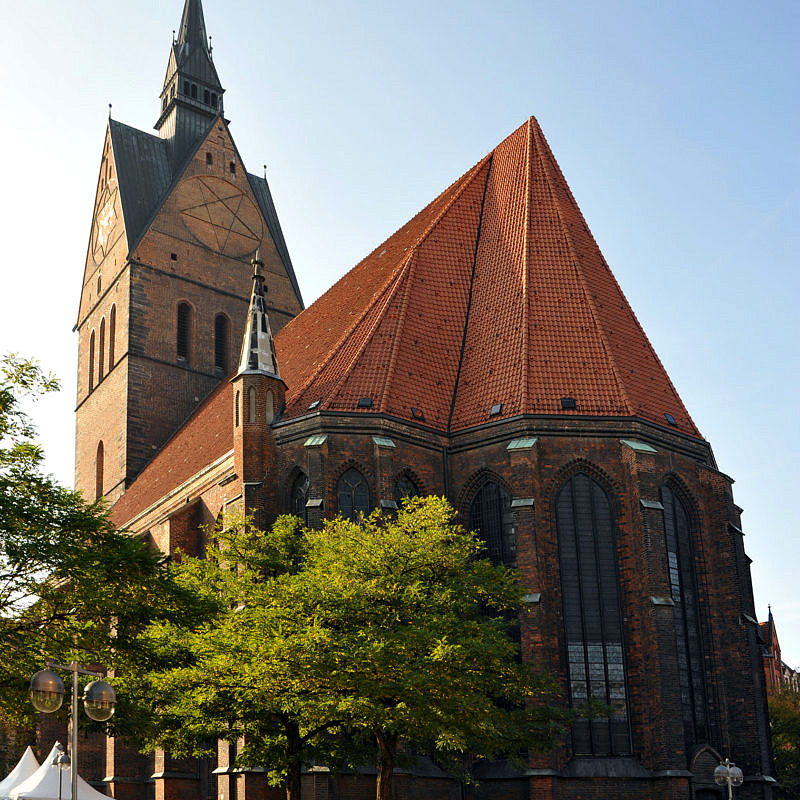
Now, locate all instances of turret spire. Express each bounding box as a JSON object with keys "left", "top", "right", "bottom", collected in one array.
[
  {"left": 177, "top": 0, "right": 209, "bottom": 47},
  {"left": 237, "top": 252, "right": 280, "bottom": 378}
]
